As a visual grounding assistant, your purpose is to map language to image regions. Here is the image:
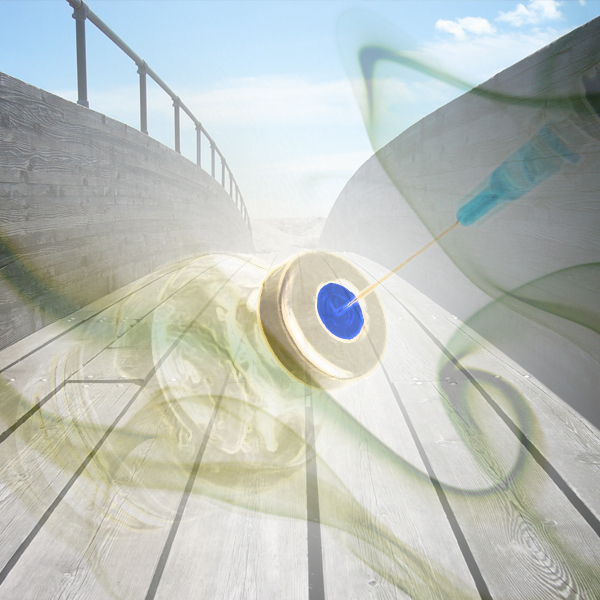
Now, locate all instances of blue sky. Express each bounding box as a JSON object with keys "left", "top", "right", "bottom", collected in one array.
[{"left": 2, "top": 0, "right": 599, "bottom": 218}]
